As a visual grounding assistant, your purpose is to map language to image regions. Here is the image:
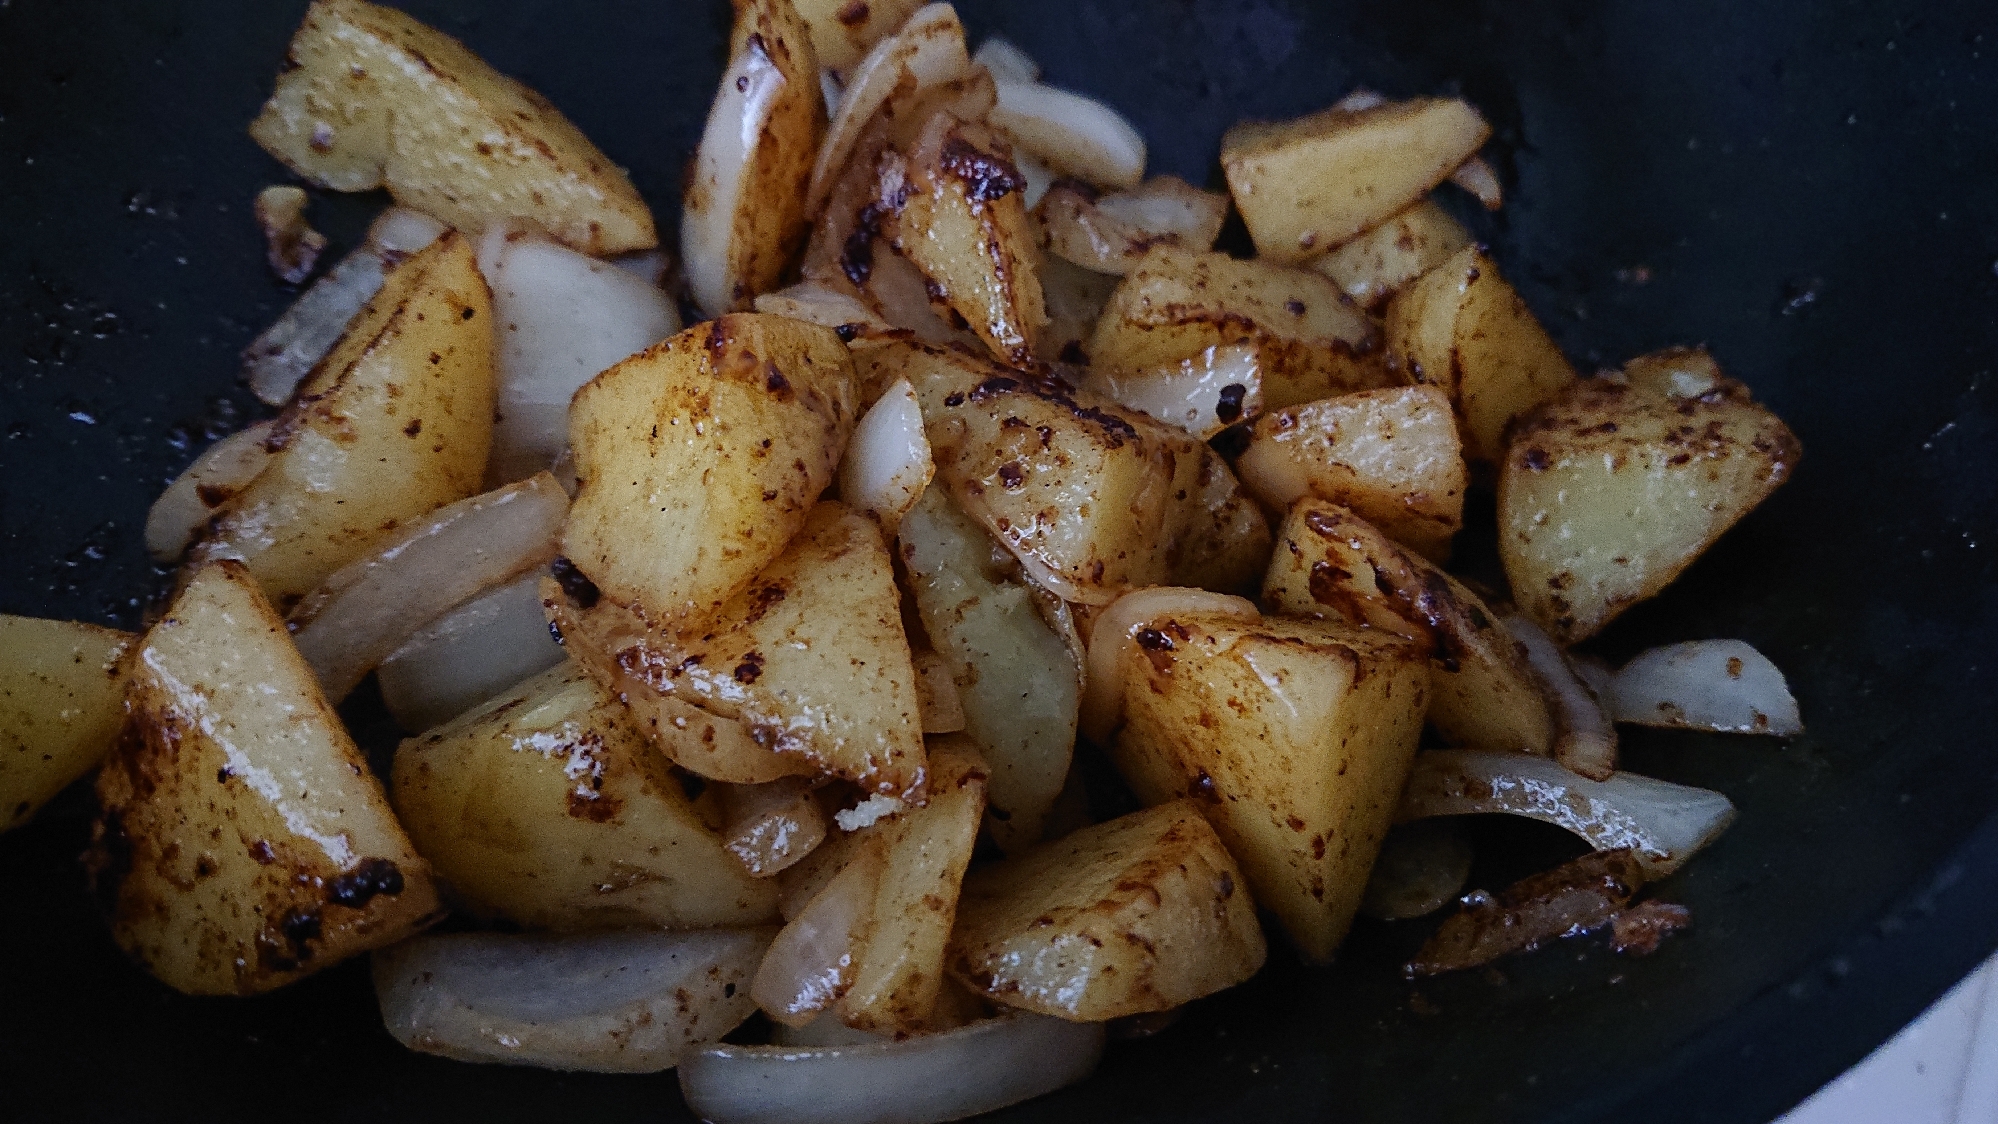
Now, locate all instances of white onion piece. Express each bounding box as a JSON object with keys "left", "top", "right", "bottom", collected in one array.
[
  {"left": 680, "top": 1012, "right": 1104, "bottom": 1124},
  {"left": 376, "top": 574, "right": 566, "bottom": 731},
  {"left": 480, "top": 235, "right": 679, "bottom": 483},
  {"left": 989, "top": 78, "right": 1145, "bottom": 190},
  {"left": 1079, "top": 587, "right": 1259, "bottom": 746},
  {"left": 607, "top": 248, "right": 672, "bottom": 287},
  {"left": 723, "top": 777, "right": 830, "bottom": 878},
  {"left": 1092, "top": 177, "right": 1229, "bottom": 248},
  {"left": 1572, "top": 653, "right": 1616, "bottom": 701},
  {"left": 819, "top": 69, "right": 846, "bottom": 117},
  {"left": 685, "top": 30, "right": 793, "bottom": 317},
  {"left": 288, "top": 473, "right": 569, "bottom": 701},
  {"left": 369, "top": 207, "right": 451, "bottom": 256},
  {"left": 1505, "top": 614, "right": 1618, "bottom": 780},
  {"left": 1081, "top": 344, "right": 1263, "bottom": 439},
  {"left": 862, "top": 246, "right": 975, "bottom": 345},
  {"left": 754, "top": 282, "right": 893, "bottom": 335},
  {"left": 753, "top": 845, "right": 884, "bottom": 1026},
  {"left": 839, "top": 379, "right": 934, "bottom": 527},
  {"left": 144, "top": 419, "right": 278, "bottom": 562},
  {"left": 1014, "top": 147, "right": 1056, "bottom": 210},
  {"left": 807, "top": 3, "right": 972, "bottom": 217},
  {"left": 1359, "top": 820, "right": 1474, "bottom": 922},
  {"left": 1608, "top": 640, "right": 1803, "bottom": 736},
  {"left": 972, "top": 36, "right": 1040, "bottom": 84},
  {"left": 771, "top": 1017, "right": 886, "bottom": 1048},
  {"left": 1331, "top": 88, "right": 1388, "bottom": 113},
  {"left": 373, "top": 928, "right": 771, "bottom": 1073},
  {"left": 1449, "top": 155, "right": 1504, "bottom": 211},
  {"left": 1398, "top": 750, "right": 1737, "bottom": 876}
]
